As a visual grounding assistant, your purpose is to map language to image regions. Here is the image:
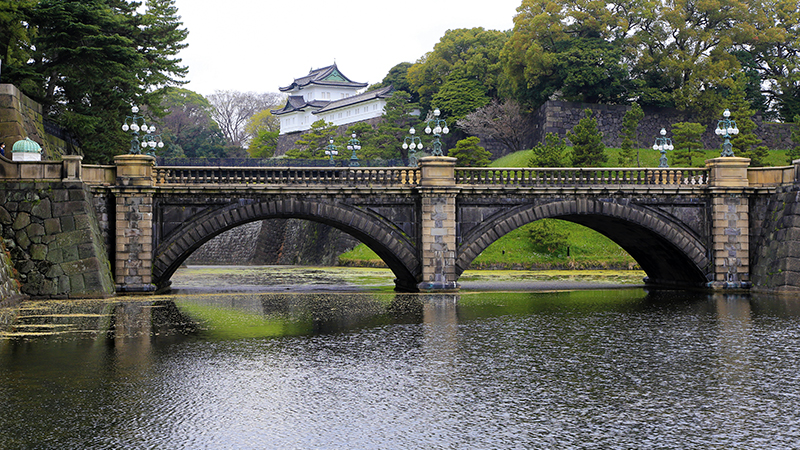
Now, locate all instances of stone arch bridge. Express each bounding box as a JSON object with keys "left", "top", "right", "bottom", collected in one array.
[
  {"left": 96, "top": 155, "right": 789, "bottom": 293},
  {"left": 4, "top": 154, "right": 794, "bottom": 294}
]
